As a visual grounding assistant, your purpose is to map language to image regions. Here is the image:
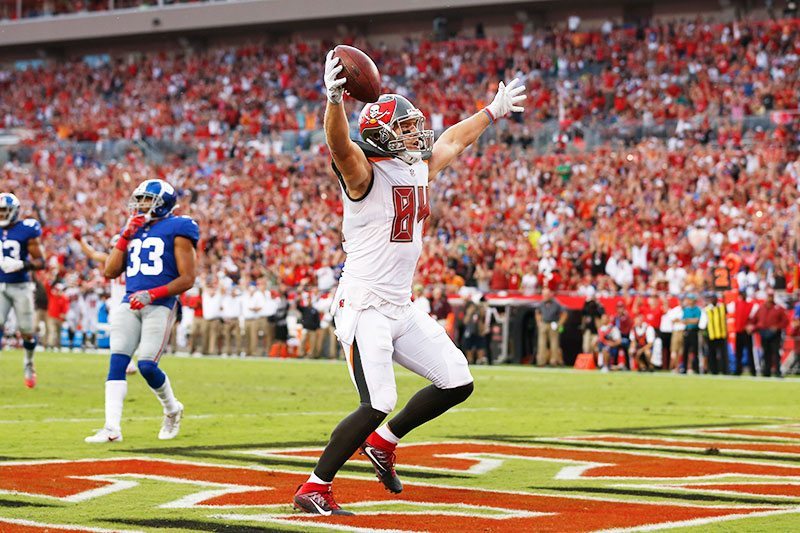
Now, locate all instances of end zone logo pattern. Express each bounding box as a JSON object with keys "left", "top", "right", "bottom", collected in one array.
[{"left": 1, "top": 424, "right": 799, "bottom": 532}]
